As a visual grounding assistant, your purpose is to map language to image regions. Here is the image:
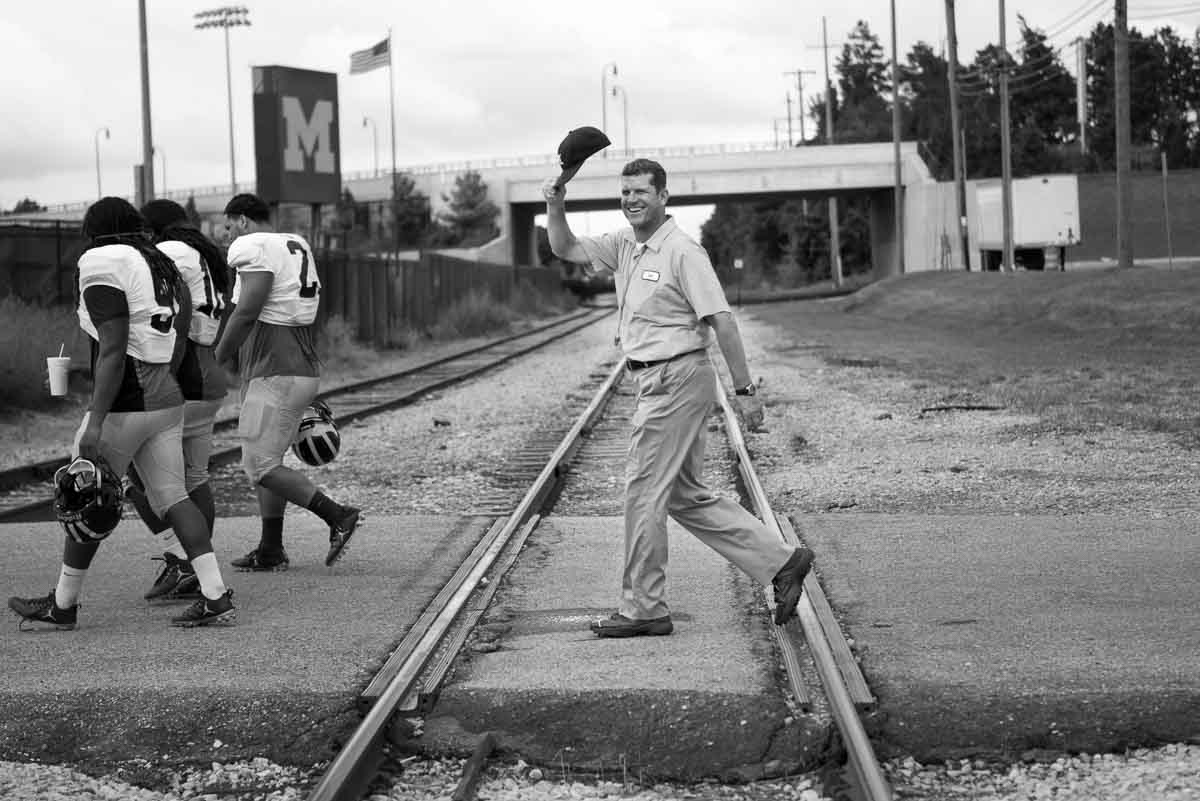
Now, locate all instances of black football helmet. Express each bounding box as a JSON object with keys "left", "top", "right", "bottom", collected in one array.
[{"left": 53, "top": 456, "right": 124, "bottom": 544}]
